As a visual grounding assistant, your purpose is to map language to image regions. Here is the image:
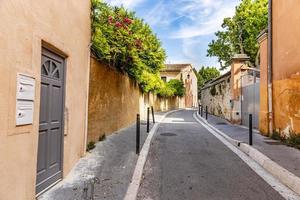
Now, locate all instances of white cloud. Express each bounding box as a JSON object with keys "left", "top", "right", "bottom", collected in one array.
[
  {"left": 143, "top": 2, "right": 169, "bottom": 26},
  {"left": 171, "top": 6, "right": 235, "bottom": 38},
  {"left": 143, "top": 2, "right": 186, "bottom": 27},
  {"left": 168, "top": 0, "right": 238, "bottom": 39},
  {"left": 105, "top": 0, "right": 145, "bottom": 9}
]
